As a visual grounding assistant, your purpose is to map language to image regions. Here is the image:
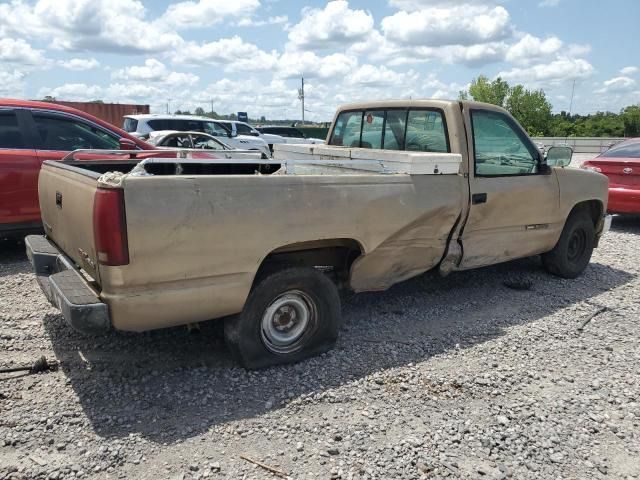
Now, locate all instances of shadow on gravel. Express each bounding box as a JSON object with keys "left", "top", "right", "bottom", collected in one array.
[
  {"left": 41, "top": 255, "right": 632, "bottom": 445},
  {"left": 0, "top": 239, "right": 29, "bottom": 277},
  {"left": 610, "top": 214, "right": 640, "bottom": 234}
]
